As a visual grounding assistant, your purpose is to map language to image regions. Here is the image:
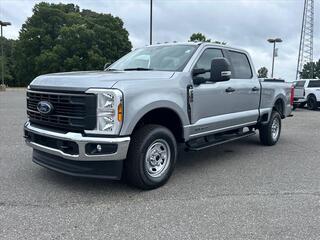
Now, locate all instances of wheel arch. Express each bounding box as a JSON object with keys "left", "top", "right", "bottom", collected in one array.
[
  {"left": 307, "top": 93, "right": 317, "bottom": 100},
  {"left": 273, "top": 97, "right": 285, "bottom": 118},
  {"left": 122, "top": 103, "right": 187, "bottom": 143}
]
